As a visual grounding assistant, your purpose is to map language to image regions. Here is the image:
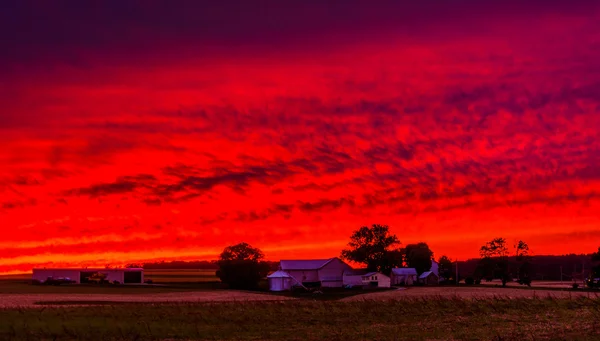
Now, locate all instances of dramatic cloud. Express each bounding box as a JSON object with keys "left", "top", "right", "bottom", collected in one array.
[{"left": 1, "top": 0, "right": 599, "bottom": 273}]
